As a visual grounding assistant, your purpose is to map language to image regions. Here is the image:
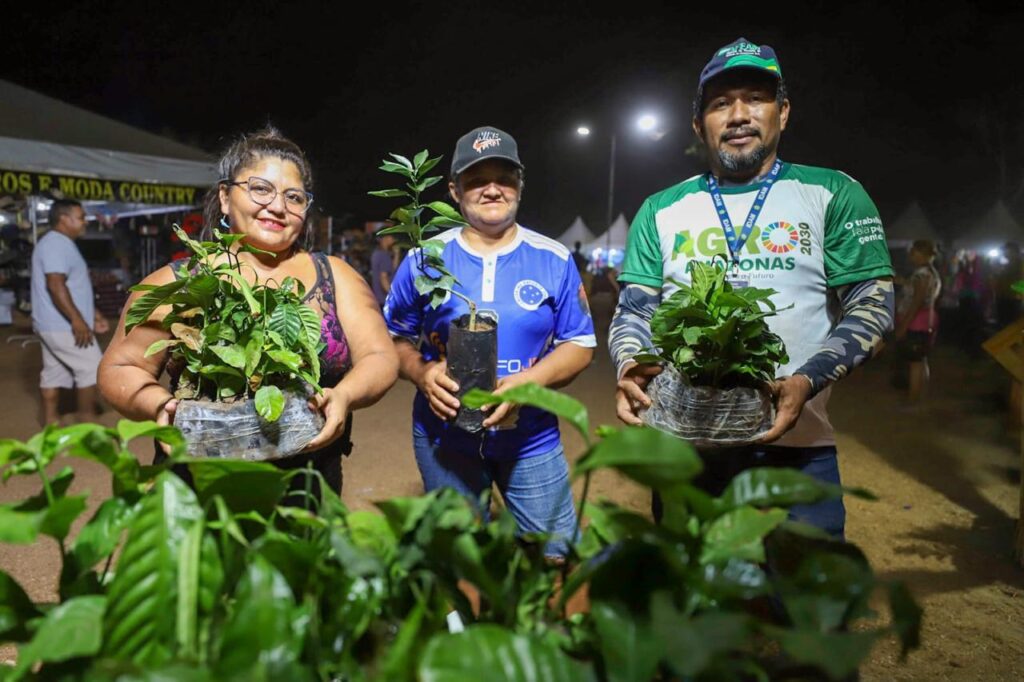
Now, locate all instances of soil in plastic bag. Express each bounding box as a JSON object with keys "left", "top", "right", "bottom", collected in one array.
[
  {"left": 447, "top": 312, "right": 497, "bottom": 433},
  {"left": 640, "top": 364, "right": 774, "bottom": 449},
  {"left": 175, "top": 389, "right": 325, "bottom": 460}
]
